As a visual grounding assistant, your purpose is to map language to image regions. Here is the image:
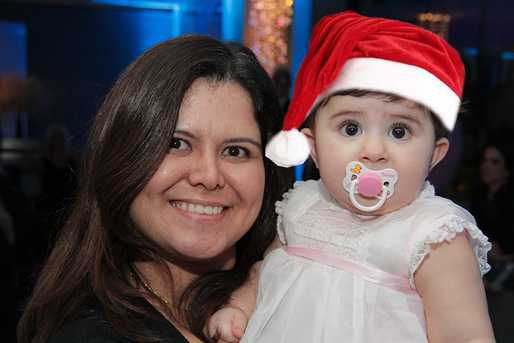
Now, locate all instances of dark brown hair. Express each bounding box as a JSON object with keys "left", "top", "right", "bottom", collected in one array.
[
  {"left": 17, "top": 34, "right": 293, "bottom": 343},
  {"left": 303, "top": 89, "right": 448, "bottom": 140}
]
